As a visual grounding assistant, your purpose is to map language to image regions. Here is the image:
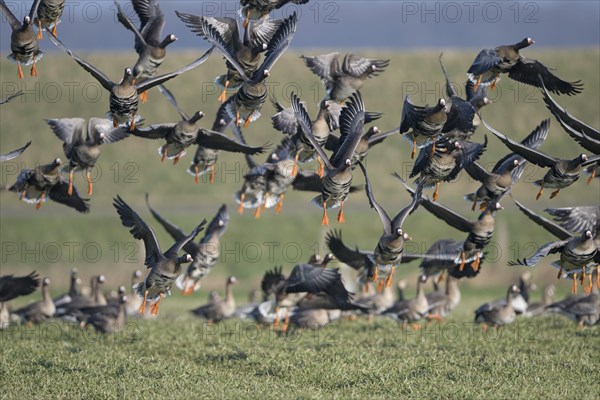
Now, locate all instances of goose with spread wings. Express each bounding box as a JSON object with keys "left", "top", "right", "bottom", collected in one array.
[
  {"left": 482, "top": 119, "right": 600, "bottom": 200},
  {"left": 48, "top": 32, "right": 213, "bottom": 130},
  {"left": 128, "top": 85, "right": 266, "bottom": 165},
  {"left": 292, "top": 91, "right": 366, "bottom": 225},
  {"left": 0, "top": 0, "right": 42, "bottom": 79},
  {"left": 467, "top": 37, "right": 582, "bottom": 96},
  {"left": 464, "top": 119, "right": 549, "bottom": 210},
  {"left": 113, "top": 195, "right": 206, "bottom": 315},
  {"left": 46, "top": 117, "right": 129, "bottom": 196},
  {"left": 114, "top": 0, "right": 178, "bottom": 103},
  {"left": 545, "top": 205, "right": 599, "bottom": 236},
  {"left": 9, "top": 158, "right": 90, "bottom": 213},
  {"left": 509, "top": 198, "right": 599, "bottom": 295},
  {"left": 146, "top": 194, "right": 229, "bottom": 295},
  {"left": 399, "top": 96, "right": 448, "bottom": 159},
  {"left": 0, "top": 141, "right": 31, "bottom": 162}
]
